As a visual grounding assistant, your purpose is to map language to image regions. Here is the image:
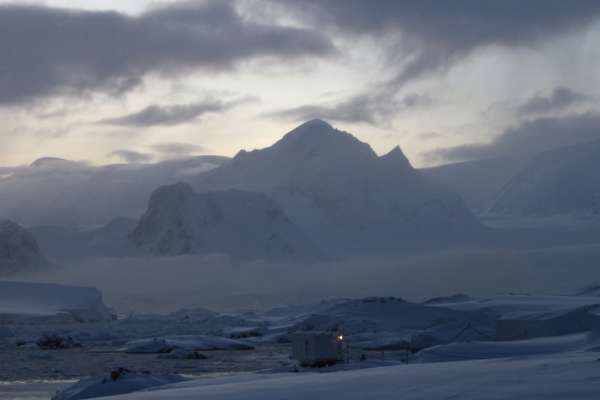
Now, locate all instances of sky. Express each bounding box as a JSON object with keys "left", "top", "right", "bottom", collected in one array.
[{"left": 1, "top": 0, "right": 600, "bottom": 167}]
